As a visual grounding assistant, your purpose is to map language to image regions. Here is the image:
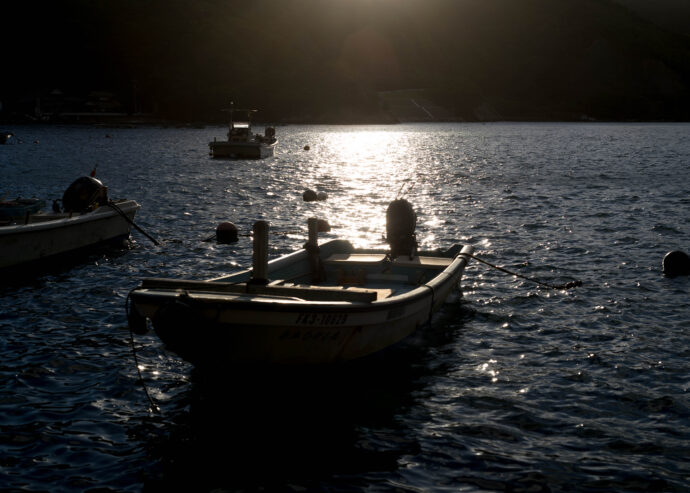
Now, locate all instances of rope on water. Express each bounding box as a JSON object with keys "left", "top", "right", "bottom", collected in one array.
[
  {"left": 202, "top": 229, "right": 303, "bottom": 242},
  {"left": 125, "top": 291, "right": 160, "bottom": 414},
  {"left": 107, "top": 200, "right": 160, "bottom": 246},
  {"left": 465, "top": 253, "right": 582, "bottom": 290}
]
